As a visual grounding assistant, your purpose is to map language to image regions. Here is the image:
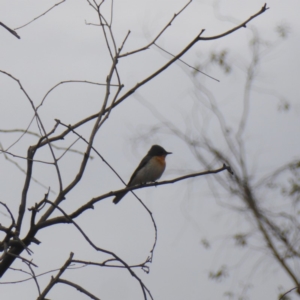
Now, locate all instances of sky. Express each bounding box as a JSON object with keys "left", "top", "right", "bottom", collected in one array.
[{"left": 0, "top": 0, "right": 300, "bottom": 299}]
